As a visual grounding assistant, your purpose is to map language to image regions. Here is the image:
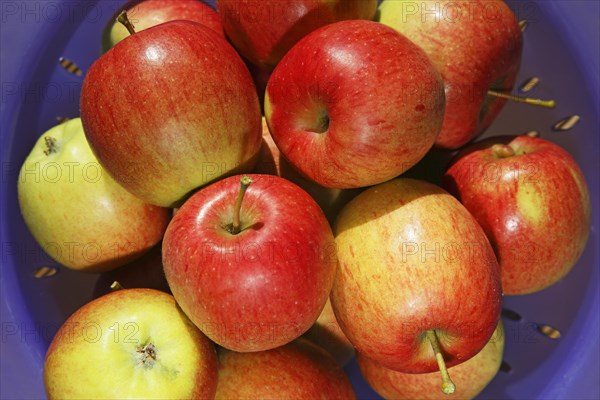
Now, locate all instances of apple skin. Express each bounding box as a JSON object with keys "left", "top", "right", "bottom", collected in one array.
[
  {"left": 44, "top": 289, "right": 217, "bottom": 399},
  {"left": 81, "top": 21, "right": 262, "bottom": 207},
  {"left": 102, "top": 0, "right": 224, "bottom": 52},
  {"left": 265, "top": 20, "right": 445, "bottom": 189},
  {"left": 215, "top": 338, "right": 356, "bottom": 399},
  {"left": 358, "top": 321, "right": 505, "bottom": 400},
  {"left": 93, "top": 245, "right": 170, "bottom": 298},
  {"left": 253, "top": 117, "right": 360, "bottom": 224},
  {"left": 443, "top": 135, "right": 592, "bottom": 295},
  {"left": 162, "top": 174, "right": 337, "bottom": 352},
  {"left": 17, "top": 118, "right": 169, "bottom": 272},
  {"left": 378, "top": 0, "right": 522, "bottom": 149},
  {"left": 217, "top": 0, "right": 377, "bottom": 70},
  {"left": 303, "top": 298, "right": 355, "bottom": 367},
  {"left": 331, "top": 178, "right": 501, "bottom": 373}
]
